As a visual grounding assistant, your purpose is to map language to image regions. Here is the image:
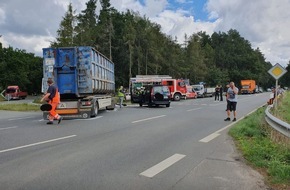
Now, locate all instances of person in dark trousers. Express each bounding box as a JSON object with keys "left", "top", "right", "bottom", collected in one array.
[
  {"left": 41, "top": 78, "right": 62, "bottom": 125},
  {"left": 224, "top": 82, "right": 239, "bottom": 122},
  {"left": 215, "top": 85, "right": 220, "bottom": 101},
  {"left": 219, "top": 85, "right": 223, "bottom": 101},
  {"left": 224, "top": 84, "right": 230, "bottom": 111}
]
